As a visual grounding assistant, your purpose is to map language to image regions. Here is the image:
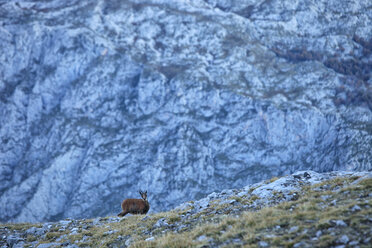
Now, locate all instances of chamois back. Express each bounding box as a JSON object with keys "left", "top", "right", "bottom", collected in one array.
[{"left": 118, "top": 190, "right": 150, "bottom": 217}]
